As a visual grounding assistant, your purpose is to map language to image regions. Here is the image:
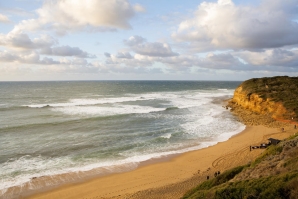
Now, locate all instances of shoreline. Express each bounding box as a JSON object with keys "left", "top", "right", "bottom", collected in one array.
[
  {"left": 22, "top": 124, "right": 296, "bottom": 199},
  {"left": 1, "top": 126, "right": 244, "bottom": 199}
]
